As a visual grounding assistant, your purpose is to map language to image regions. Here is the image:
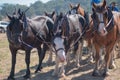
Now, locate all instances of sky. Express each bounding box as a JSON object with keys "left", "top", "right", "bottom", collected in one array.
[{"left": 0, "top": 0, "right": 51, "bottom": 6}]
